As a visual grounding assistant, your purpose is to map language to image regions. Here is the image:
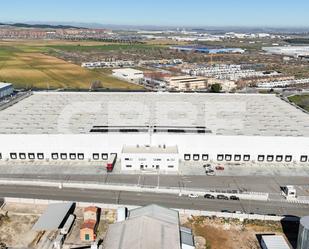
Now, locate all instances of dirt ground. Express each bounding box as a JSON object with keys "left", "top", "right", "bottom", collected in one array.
[
  {"left": 182, "top": 215, "right": 295, "bottom": 249},
  {"left": 0, "top": 212, "right": 39, "bottom": 247},
  {"left": 0, "top": 203, "right": 116, "bottom": 248},
  {"left": 0, "top": 202, "right": 297, "bottom": 249}
]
